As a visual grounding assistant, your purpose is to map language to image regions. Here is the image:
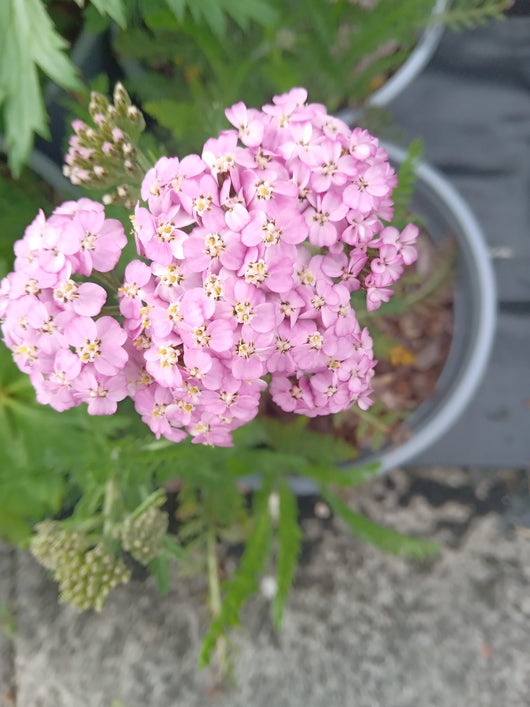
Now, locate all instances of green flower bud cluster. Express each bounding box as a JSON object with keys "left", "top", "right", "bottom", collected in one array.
[
  {"left": 30, "top": 520, "right": 86, "bottom": 571},
  {"left": 56, "top": 543, "right": 131, "bottom": 612},
  {"left": 121, "top": 506, "right": 169, "bottom": 566},
  {"left": 30, "top": 521, "right": 131, "bottom": 612},
  {"left": 63, "top": 82, "right": 146, "bottom": 207}
]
